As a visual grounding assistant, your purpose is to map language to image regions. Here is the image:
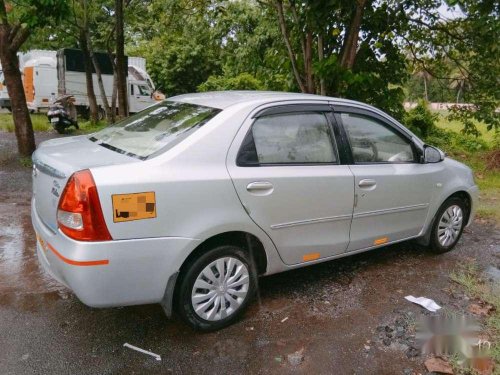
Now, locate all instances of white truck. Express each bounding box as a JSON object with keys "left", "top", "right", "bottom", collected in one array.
[
  {"left": 57, "top": 48, "right": 160, "bottom": 117},
  {"left": 22, "top": 50, "right": 58, "bottom": 112},
  {"left": 0, "top": 49, "right": 160, "bottom": 116}
]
